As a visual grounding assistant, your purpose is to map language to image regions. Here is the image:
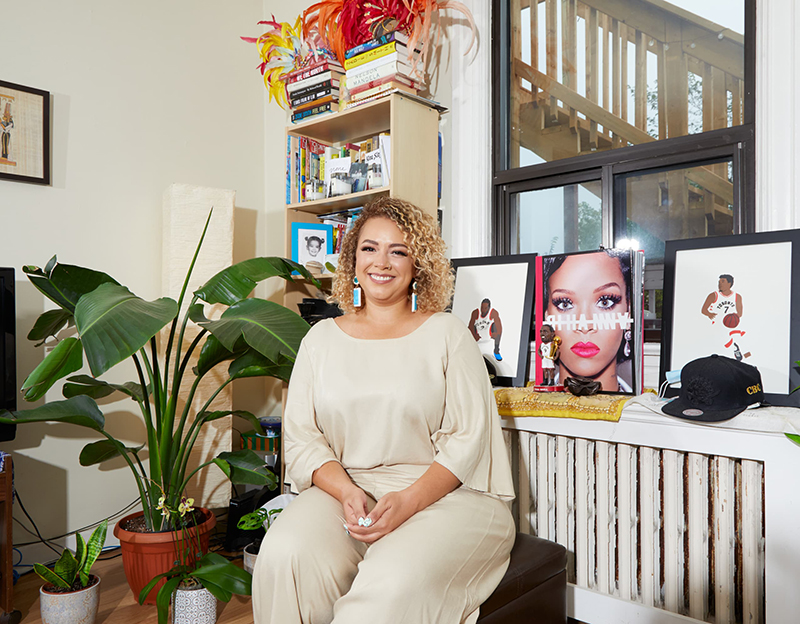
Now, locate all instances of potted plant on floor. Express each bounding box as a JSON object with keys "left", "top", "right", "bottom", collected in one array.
[
  {"left": 35, "top": 520, "right": 107, "bottom": 624},
  {"left": 0, "top": 211, "right": 318, "bottom": 603},
  {"left": 237, "top": 499, "right": 289, "bottom": 575},
  {"left": 140, "top": 492, "right": 251, "bottom": 624}
]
